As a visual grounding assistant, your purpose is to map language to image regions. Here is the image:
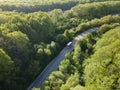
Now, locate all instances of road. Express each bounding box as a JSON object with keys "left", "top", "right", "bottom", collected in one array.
[{"left": 27, "top": 27, "right": 99, "bottom": 90}]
